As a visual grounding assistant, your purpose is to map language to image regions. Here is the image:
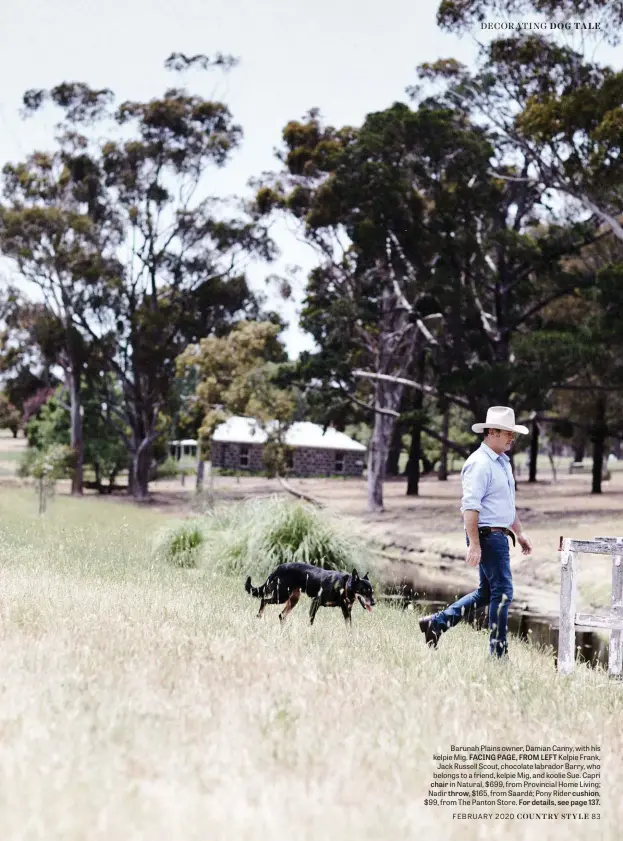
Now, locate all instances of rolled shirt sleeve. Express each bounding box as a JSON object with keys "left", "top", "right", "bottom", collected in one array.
[{"left": 461, "top": 460, "right": 489, "bottom": 513}]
